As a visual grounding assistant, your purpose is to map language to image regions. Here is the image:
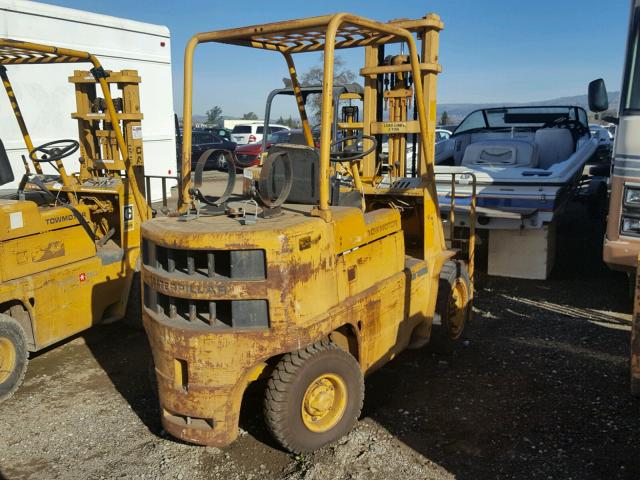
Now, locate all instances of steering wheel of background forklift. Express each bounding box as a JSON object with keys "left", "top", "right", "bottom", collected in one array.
[
  {"left": 29, "top": 139, "right": 79, "bottom": 163},
  {"left": 190, "top": 149, "right": 236, "bottom": 207},
  {"left": 329, "top": 135, "right": 377, "bottom": 163}
]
